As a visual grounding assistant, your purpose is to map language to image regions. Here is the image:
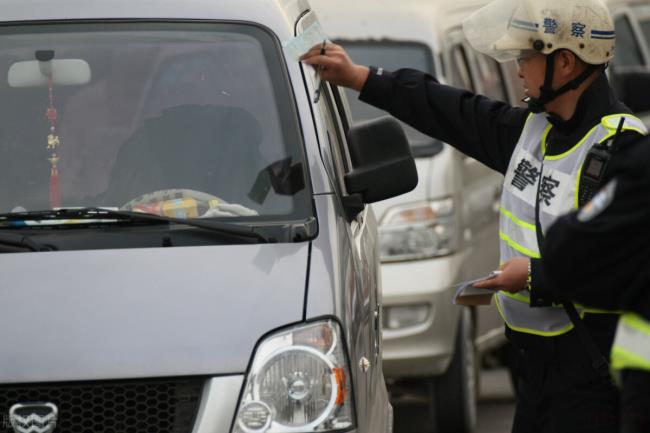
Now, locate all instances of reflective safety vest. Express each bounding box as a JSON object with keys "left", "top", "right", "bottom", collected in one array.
[
  {"left": 495, "top": 113, "right": 648, "bottom": 336},
  {"left": 611, "top": 313, "right": 650, "bottom": 375}
]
